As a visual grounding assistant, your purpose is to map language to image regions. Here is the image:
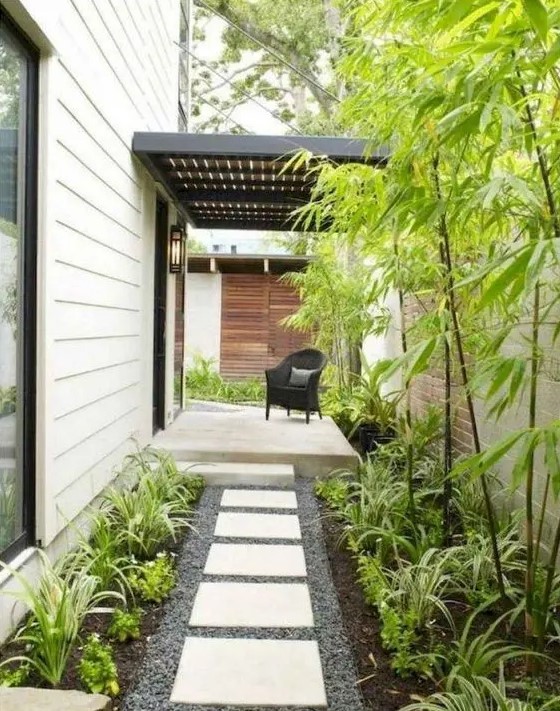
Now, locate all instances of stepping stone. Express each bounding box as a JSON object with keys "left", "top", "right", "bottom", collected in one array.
[
  {"left": 204, "top": 543, "right": 307, "bottom": 577},
  {"left": 214, "top": 512, "right": 301, "bottom": 539},
  {"left": 221, "top": 488, "right": 297, "bottom": 509},
  {"left": 176, "top": 462, "right": 295, "bottom": 487},
  {"left": 0, "top": 688, "right": 111, "bottom": 710},
  {"left": 189, "top": 582, "right": 314, "bottom": 628},
  {"left": 170, "top": 637, "right": 327, "bottom": 707}
]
